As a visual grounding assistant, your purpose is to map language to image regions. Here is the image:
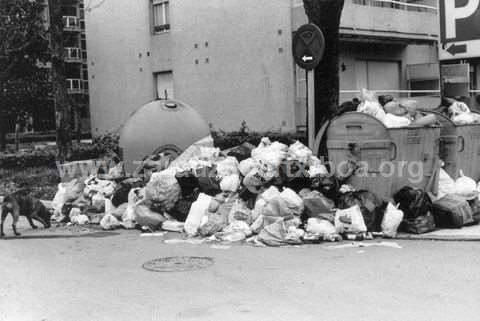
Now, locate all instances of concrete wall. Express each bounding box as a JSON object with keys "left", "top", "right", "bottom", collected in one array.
[
  {"left": 170, "top": 0, "right": 295, "bottom": 132},
  {"left": 292, "top": 0, "right": 438, "bottom": 41},
  {"left": 85, "top": 0, "right": 440, "bottom": 134},
  {"left": 85, "top": 0, "right": 156, "bottom": 134}
]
